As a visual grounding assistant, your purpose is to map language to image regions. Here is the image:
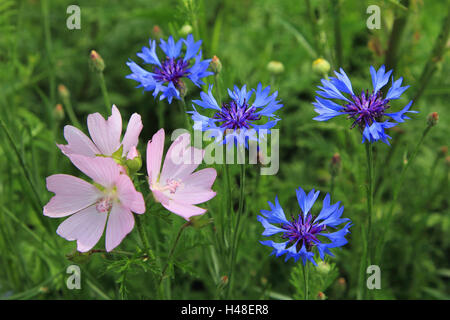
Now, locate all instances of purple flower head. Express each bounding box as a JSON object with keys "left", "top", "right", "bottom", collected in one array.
[
  {"left": 188, "top": 83, "right": 283, "bottom": 147},
  {"left": 126, "top": 34, "right": 213, "bottom": 104},
  {"left": 312, "top": 65, "right": 418, "bottom": 145},
  {"left": 258, "top": 188, "right": 352, "bottom": 266}
]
